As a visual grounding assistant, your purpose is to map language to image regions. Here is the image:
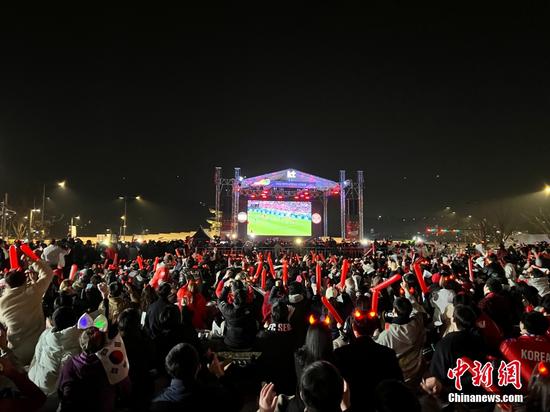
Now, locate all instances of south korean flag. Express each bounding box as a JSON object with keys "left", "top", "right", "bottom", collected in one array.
[{"left": 95, "top": 333, "right": 130, "bottom": 385}]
